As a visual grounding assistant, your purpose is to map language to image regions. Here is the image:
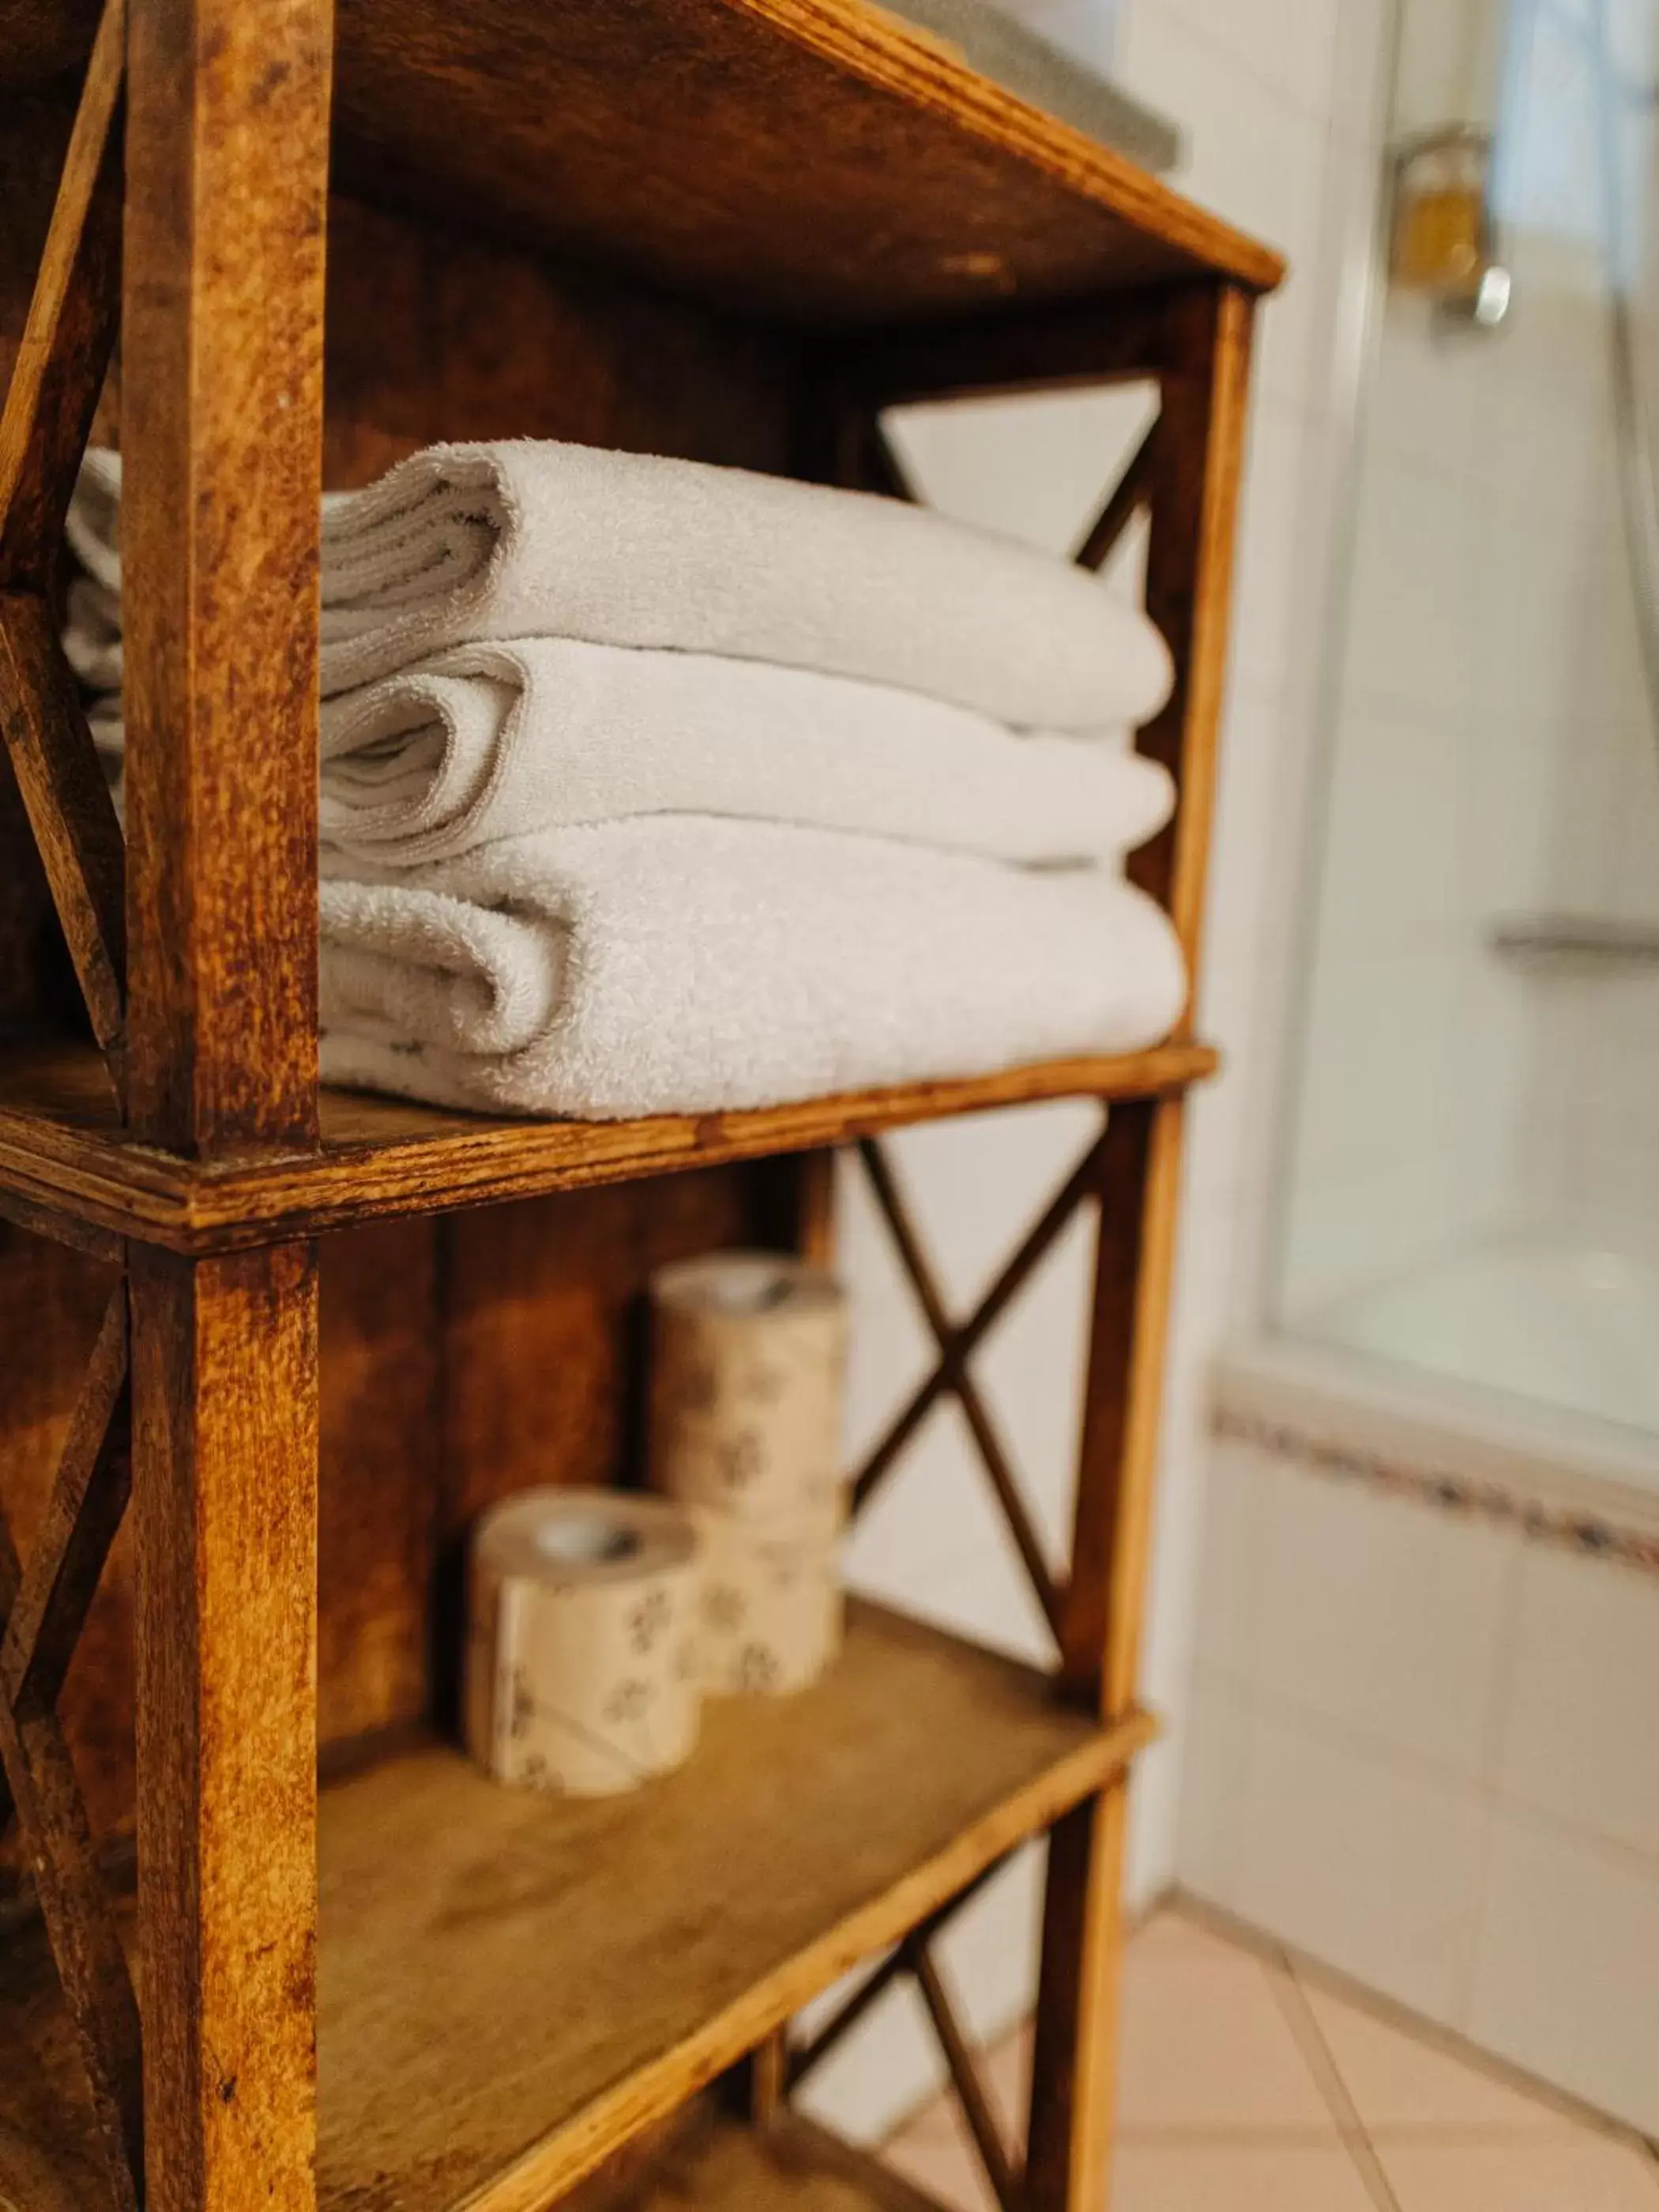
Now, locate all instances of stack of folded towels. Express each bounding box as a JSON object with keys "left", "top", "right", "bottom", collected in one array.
[{"left": 63, "top": 440, "right": 1186, "bottom": 1120}]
